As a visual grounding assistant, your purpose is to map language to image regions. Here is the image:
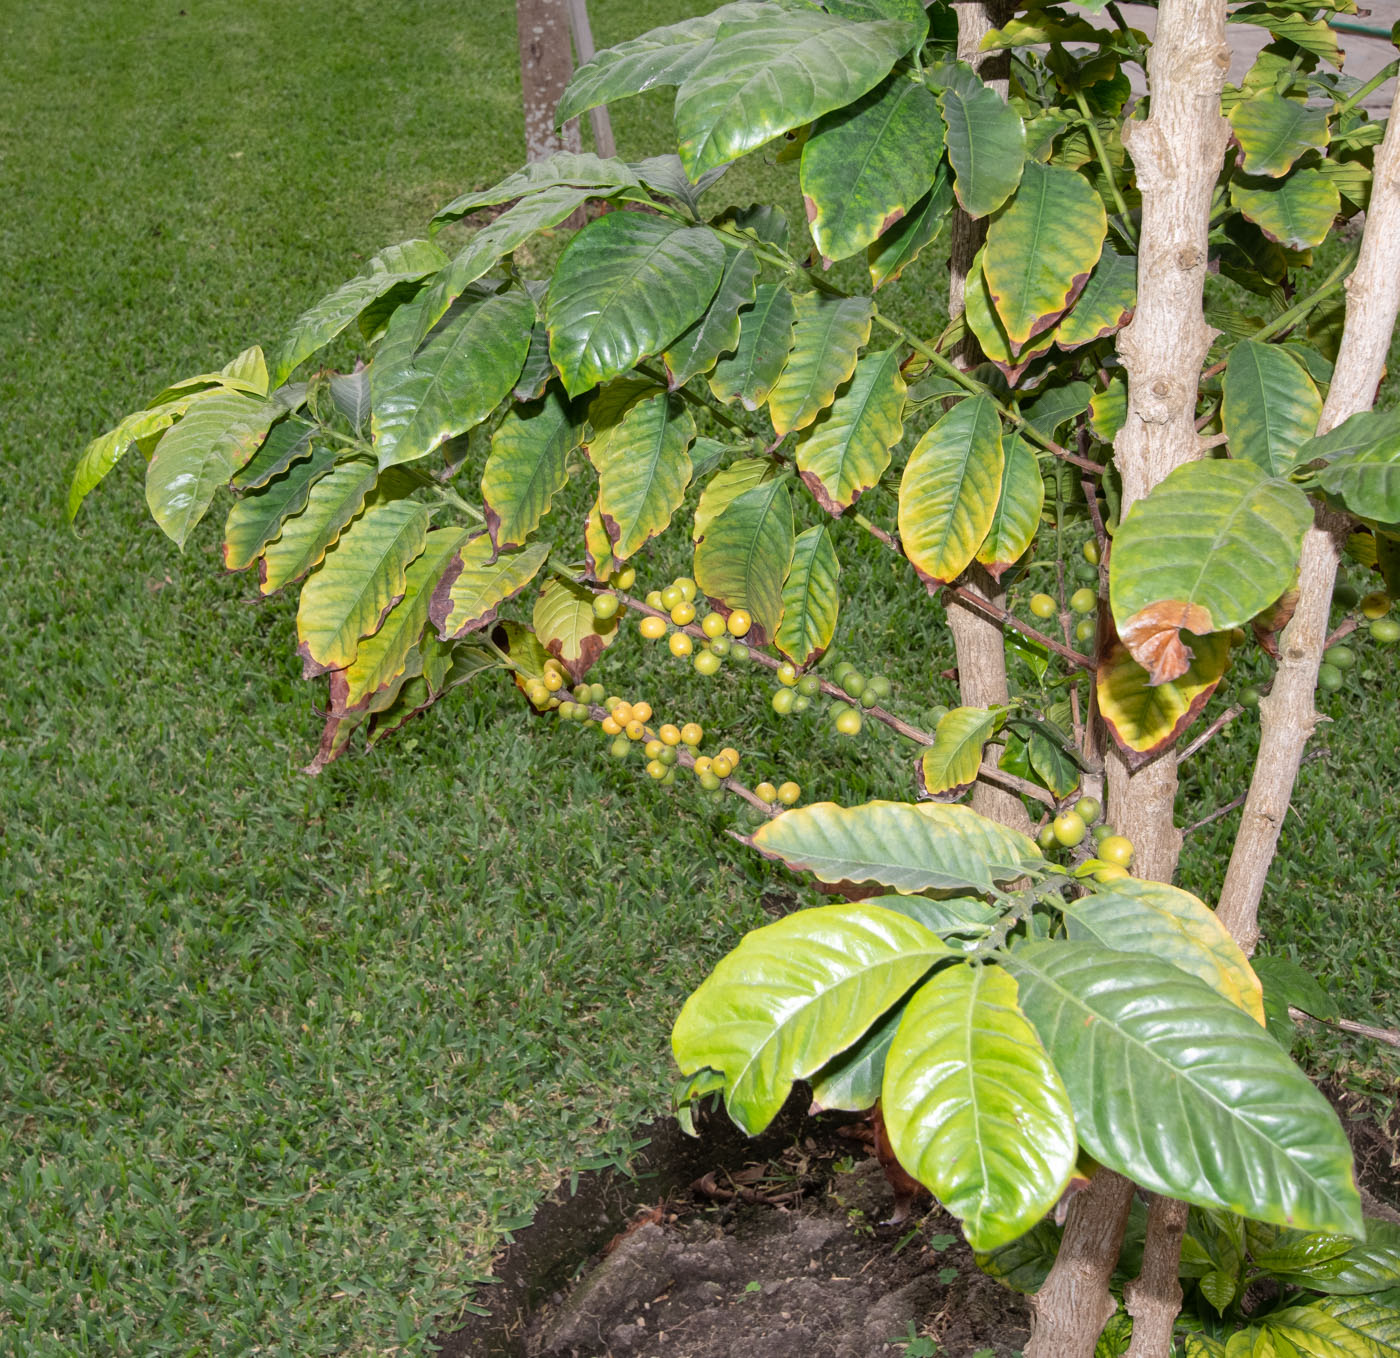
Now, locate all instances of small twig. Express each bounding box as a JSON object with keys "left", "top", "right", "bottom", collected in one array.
[
  {"left": 1323, "top": 616, "right": 1359, "bottom": 649},
  {"left": 1178, "top": 703, "right": 1244, "bottom": 763},
  {"left": 977, "top": 761, "right": 1057, "bottom": 808},
  {"left": 1181, "top": 791, "right": 1248, "bottom": 836},
  {"left": 948, "top": 584, "right": 1098, "bottom": 672},
  {"left": 1288, "top": 1007, "right": 1400, "bottom": 1052}
]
